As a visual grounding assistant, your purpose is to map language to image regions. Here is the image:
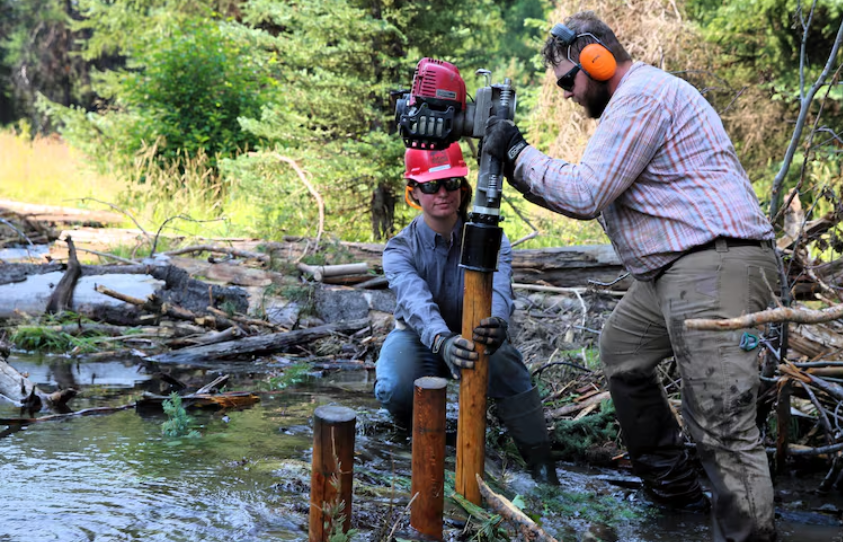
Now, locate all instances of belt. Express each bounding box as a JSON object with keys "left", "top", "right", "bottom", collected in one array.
[
  {"left": 654, "top": 237, "right": 773, "bottom": 281},
  {"left": 683, "top": 237, "right": 773, "bottom": 257}
]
